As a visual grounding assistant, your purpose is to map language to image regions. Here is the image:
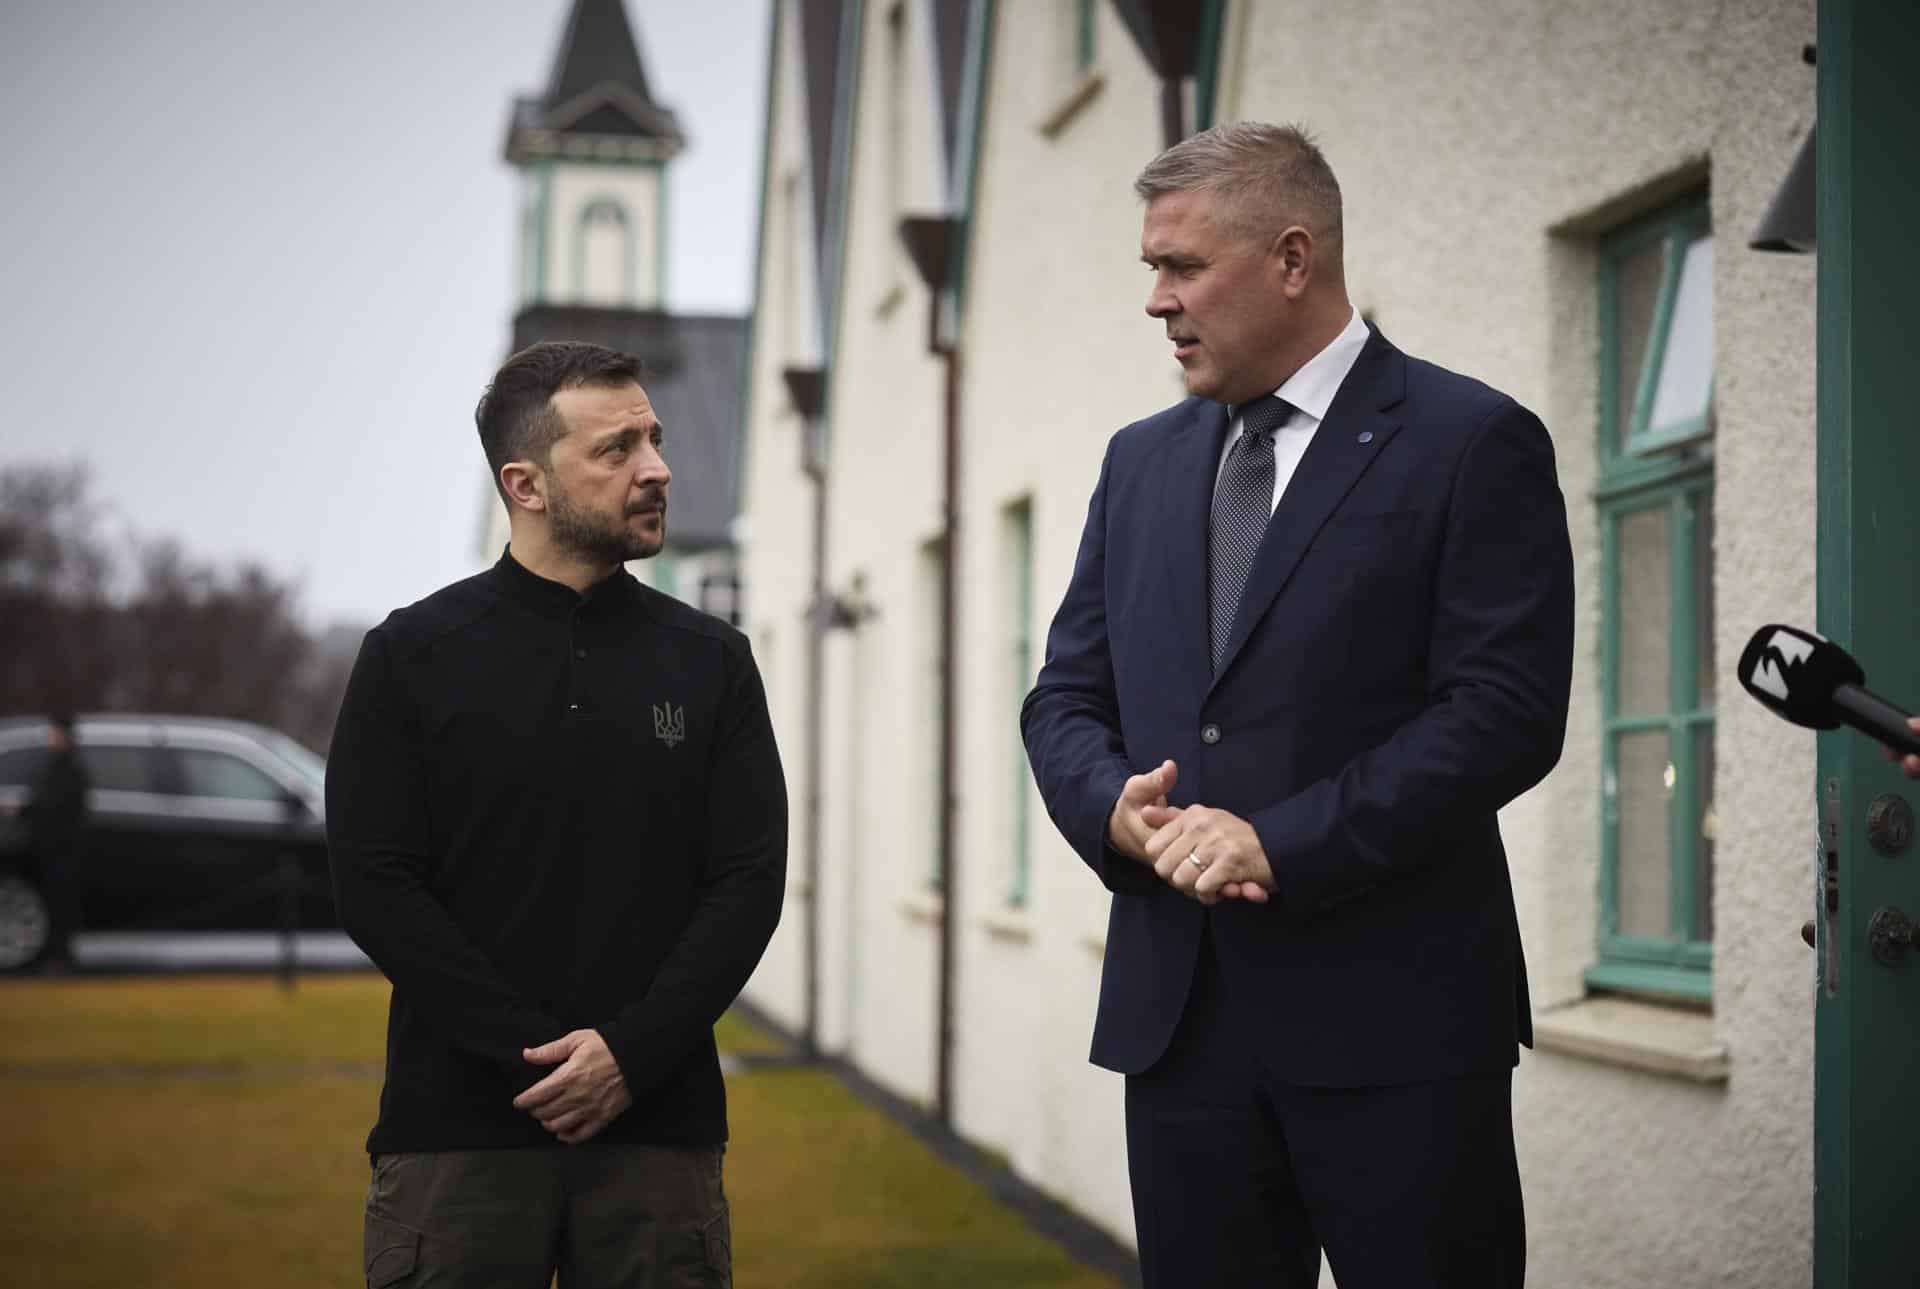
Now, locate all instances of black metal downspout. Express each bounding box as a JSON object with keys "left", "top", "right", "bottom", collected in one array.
[
  {"left": 1109, "top": 0, "right": 1226, "bottom": 146},
  {"left": 783, "top": 365, "right": 828, "bottom": 1057},
  {"left": 898, "top": 213, "right": 960, "bottom": 1126},
  {"left": 936, "top": 323, "right": 959, "bottom": 1129}
]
